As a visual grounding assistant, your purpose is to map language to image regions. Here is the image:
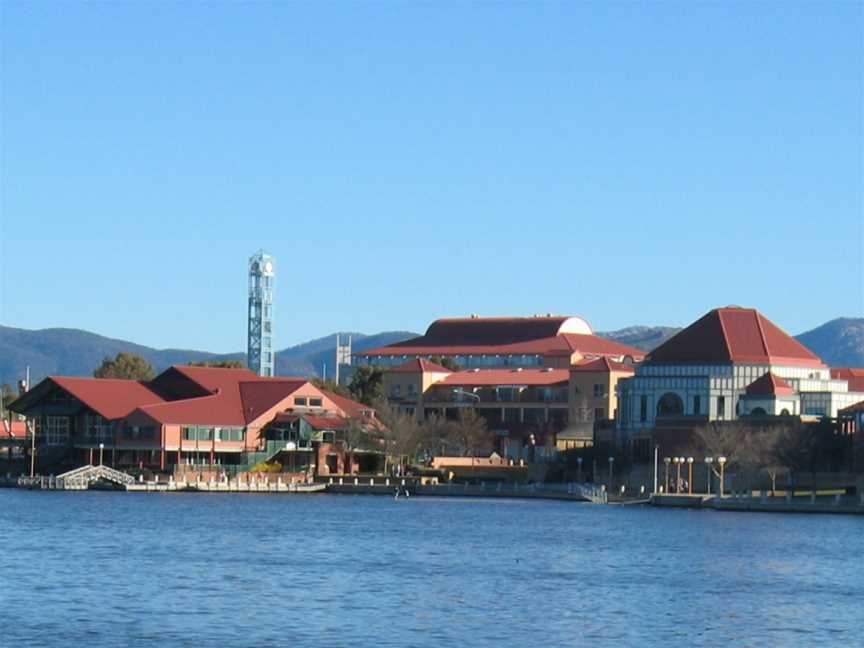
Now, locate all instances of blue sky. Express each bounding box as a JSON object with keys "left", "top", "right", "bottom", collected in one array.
[{"left": 1, "top": 2, "right": 862, "bottom": 352}]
